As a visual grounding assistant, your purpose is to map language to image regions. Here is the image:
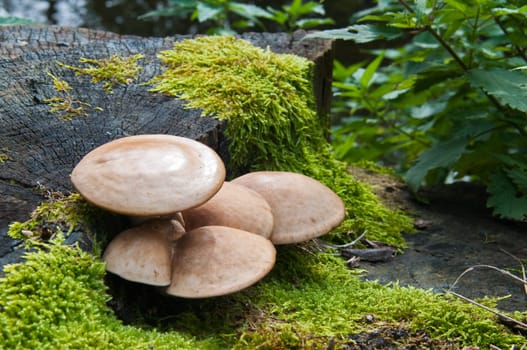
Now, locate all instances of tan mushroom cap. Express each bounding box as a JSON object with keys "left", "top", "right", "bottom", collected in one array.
[
  {"left": 232, "top": 171, "right": 346, "bottom": 245},
  {"left": 71, "top": 134, "right": 225, "bottom": 216},
  {"left": 103, "top": 219, "right": 185, "bottom": 286},
  {"left": 166, "top": 225, "right": 276, "bottom": 298},
  {"left": 182, "top": 181, "right": 274, "bottom": 238}
]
